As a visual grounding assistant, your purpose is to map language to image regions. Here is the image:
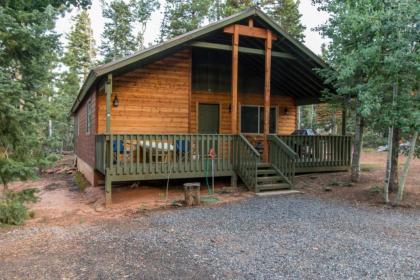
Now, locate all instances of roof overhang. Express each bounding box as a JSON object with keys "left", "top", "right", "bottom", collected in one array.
[{"left": 71, "top": 7, "right": 332, "bottom": 114}]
